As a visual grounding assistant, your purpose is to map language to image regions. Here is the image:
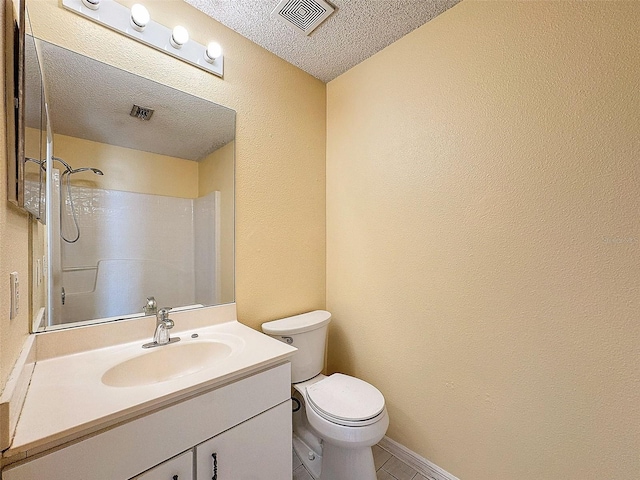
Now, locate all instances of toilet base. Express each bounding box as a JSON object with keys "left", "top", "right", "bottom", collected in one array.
[
  {"left": 293, "top": 434, "right": 322, "bottom": 479},
  {"left": 292, "top": 390, "right": 382, "bottom": 480},
  {"left": 293, "top": 432, "right": 378, "bottom": 480},
  {"left": 320, "top": 442, "right": 377, "bottom": 480}
]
